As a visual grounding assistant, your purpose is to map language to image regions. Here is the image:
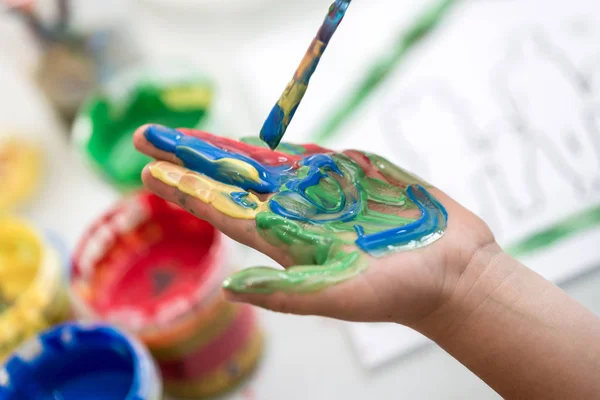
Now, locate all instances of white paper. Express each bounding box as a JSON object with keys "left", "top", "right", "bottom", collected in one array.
[{"left": 235, "top": 0, "right": 600, "bottom": 368}]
